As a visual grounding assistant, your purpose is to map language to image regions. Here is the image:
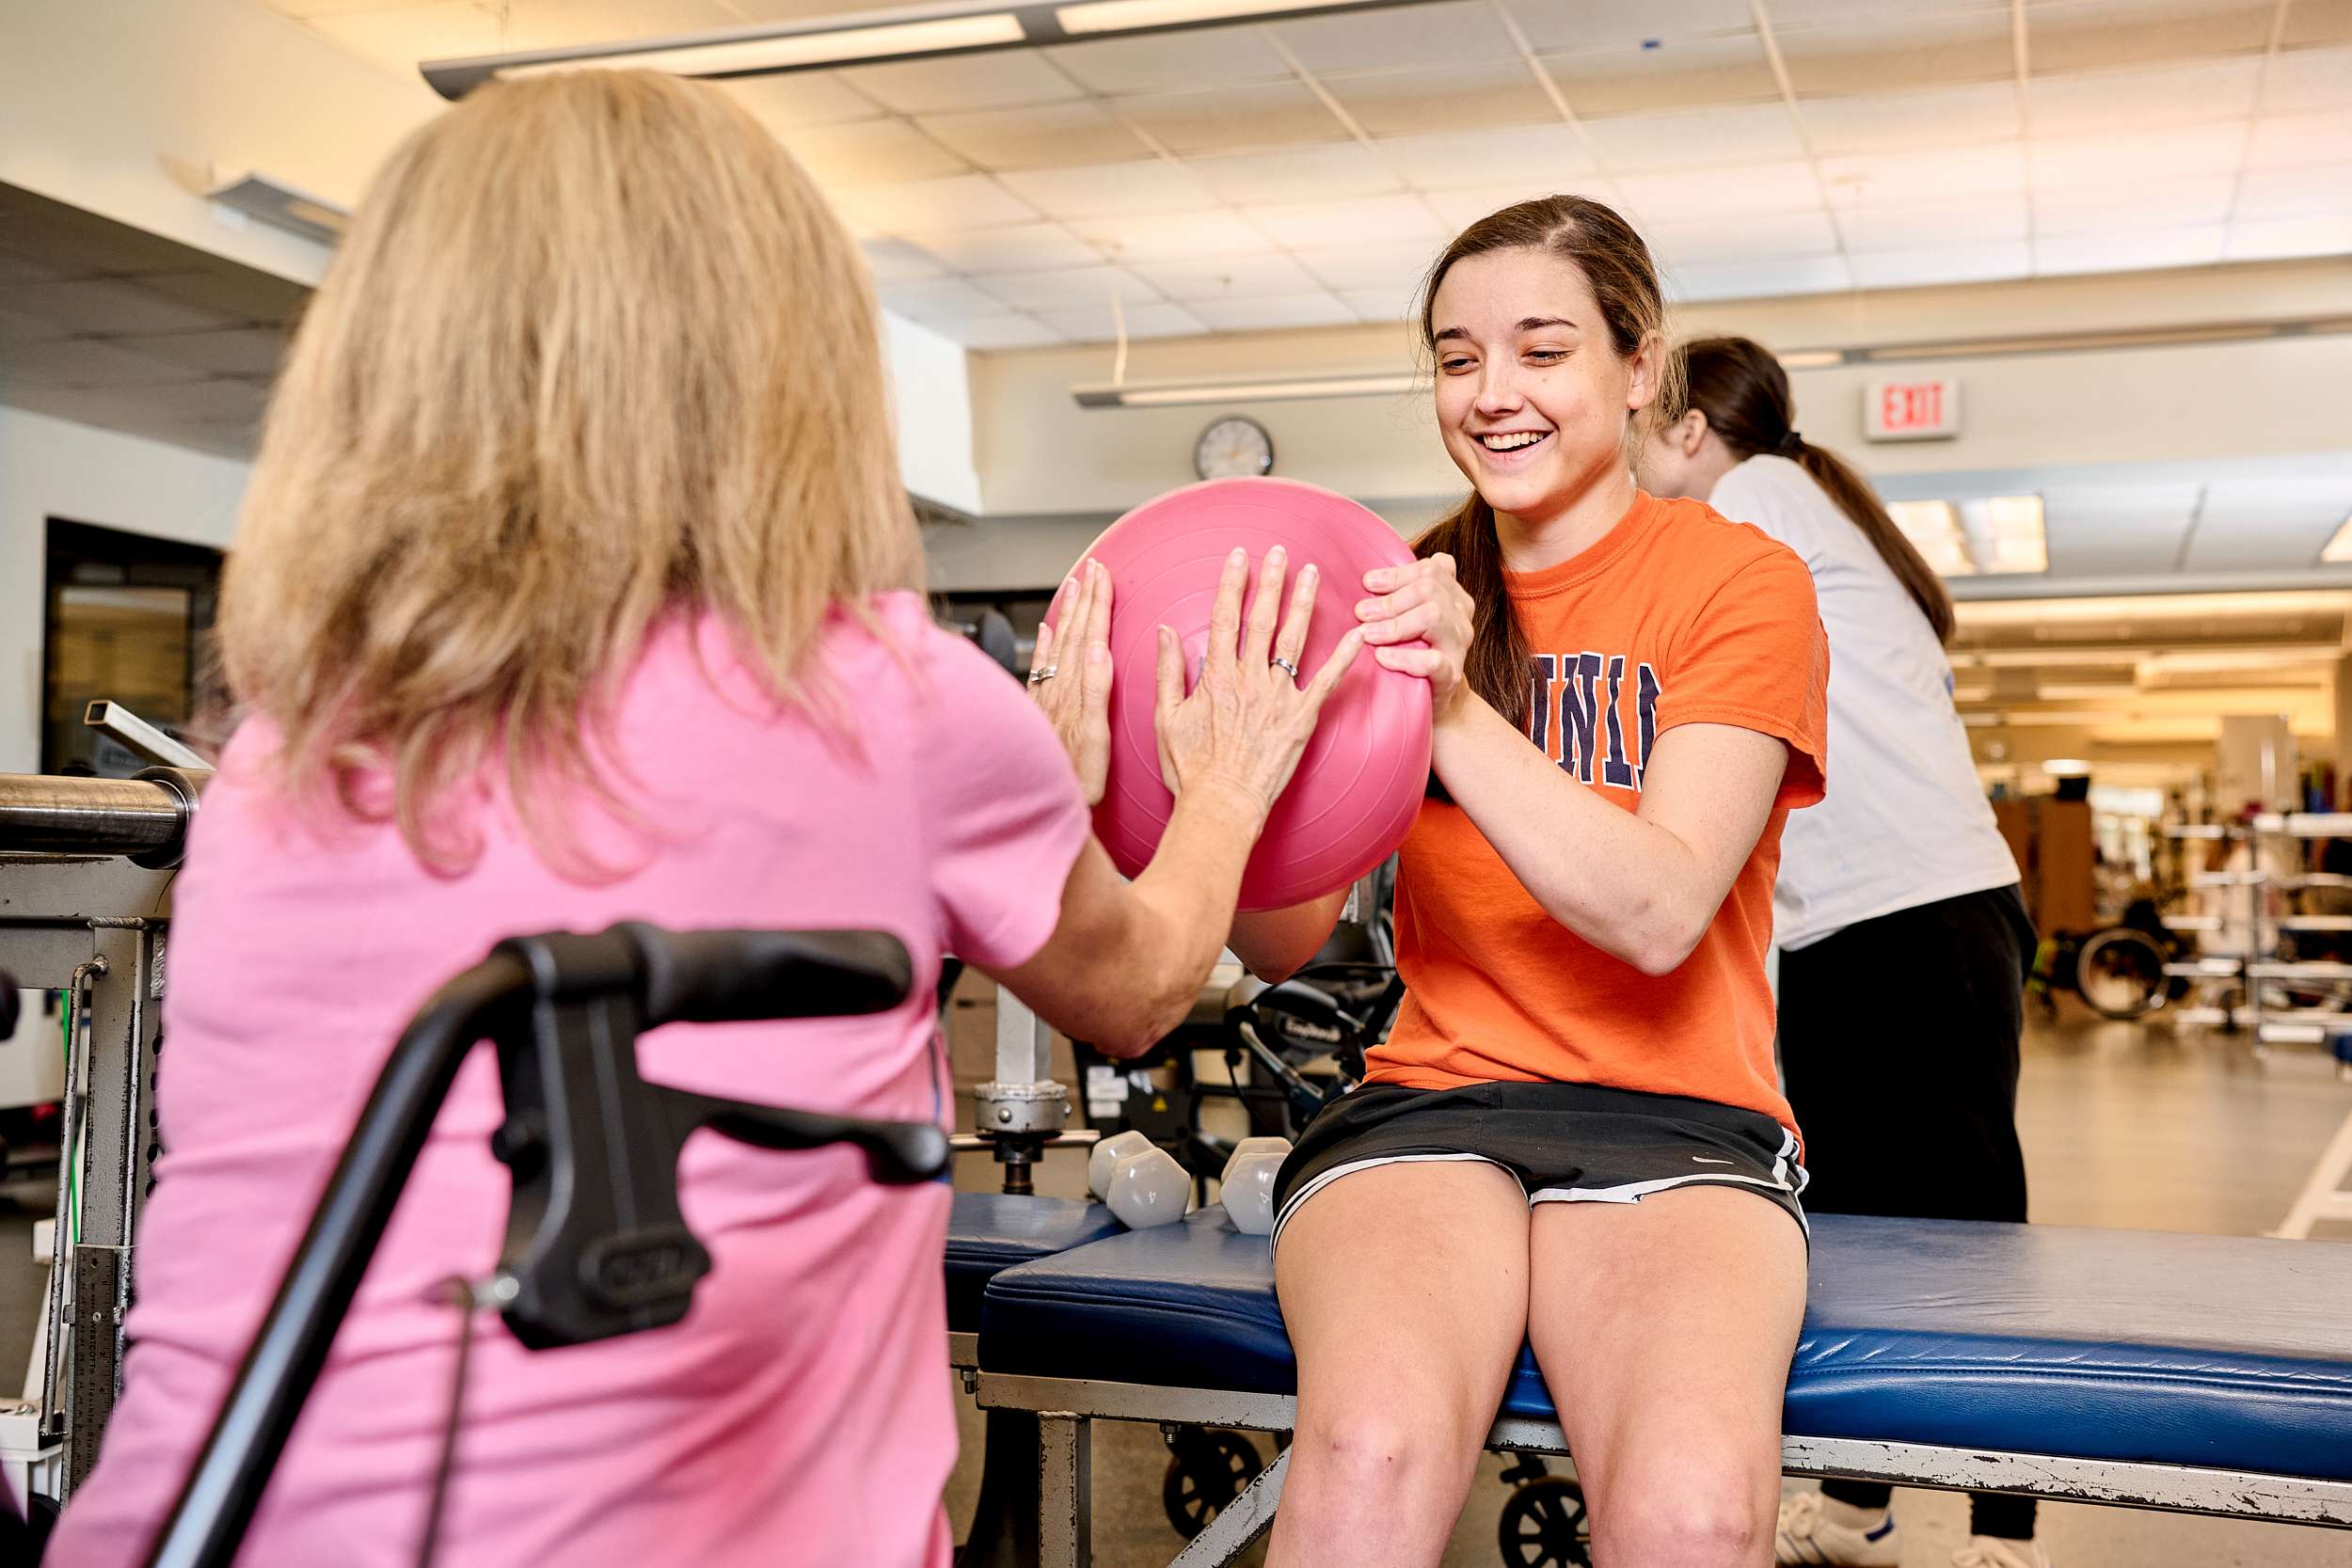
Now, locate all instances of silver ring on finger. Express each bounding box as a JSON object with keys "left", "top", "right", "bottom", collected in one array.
[
  {"left": 1027, "top": 665, "right": 1058, "bottom": 685},
  {"left": 1271, "top": 655, "right": 1299, "bottom": 679}
]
